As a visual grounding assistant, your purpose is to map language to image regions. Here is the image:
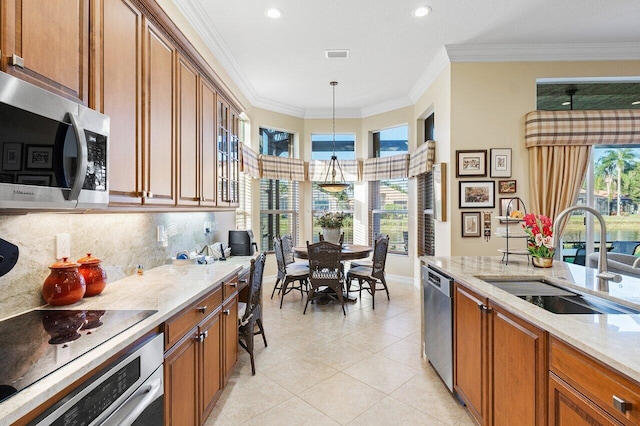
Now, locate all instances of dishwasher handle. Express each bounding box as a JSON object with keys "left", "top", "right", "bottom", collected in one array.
[{"left": 424, "top": 265, "right": 453, "bottom": 298}]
